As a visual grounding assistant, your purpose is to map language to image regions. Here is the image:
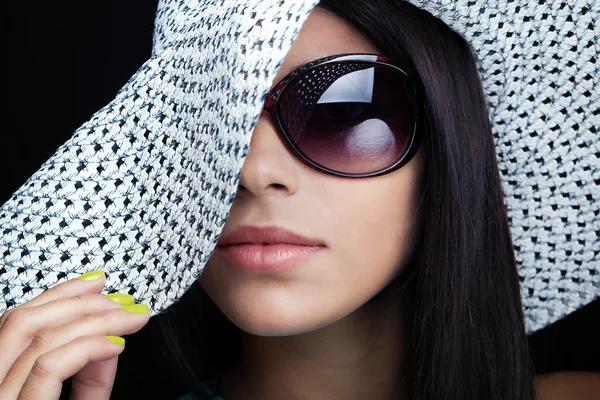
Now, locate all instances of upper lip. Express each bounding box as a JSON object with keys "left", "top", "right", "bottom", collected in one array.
[{"left": 216, "top": 226, "right": 325, "bottom": 247}]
